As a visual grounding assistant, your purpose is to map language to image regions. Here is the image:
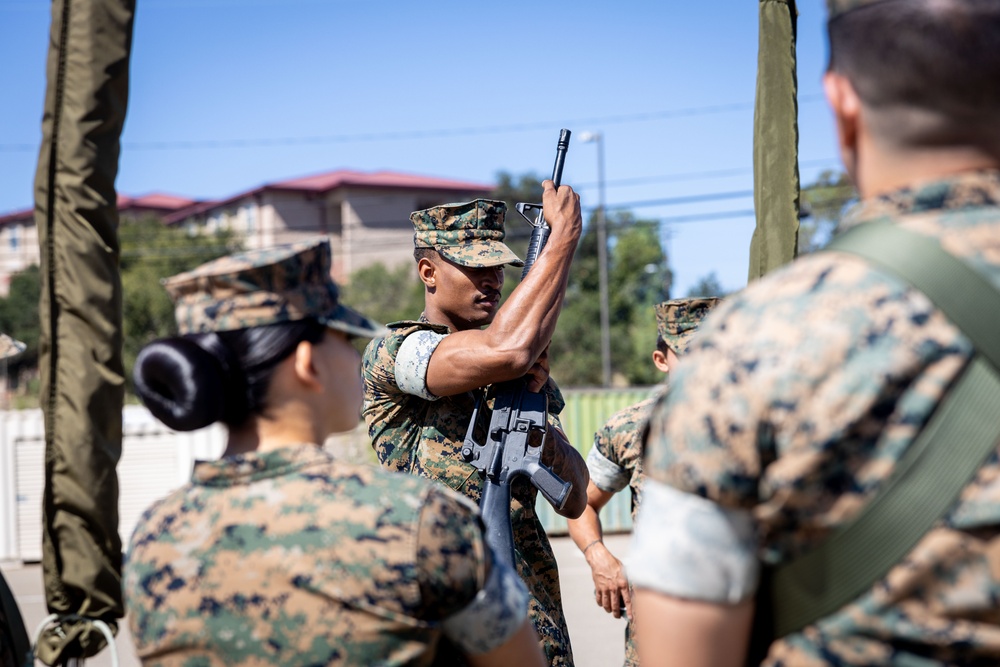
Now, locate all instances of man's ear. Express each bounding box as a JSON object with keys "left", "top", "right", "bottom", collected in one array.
[
  {"left": 652, "top": 350, "right": 671, "bottom": 374},
  {"left": 292, "top": 340, "right": 323, "bottom": 392},
  {"left": 823, "top": 71, "right": 862, "bottom": 182},
  {"left": 417, "top": 257, "right": 437, "bottom": 289}
]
